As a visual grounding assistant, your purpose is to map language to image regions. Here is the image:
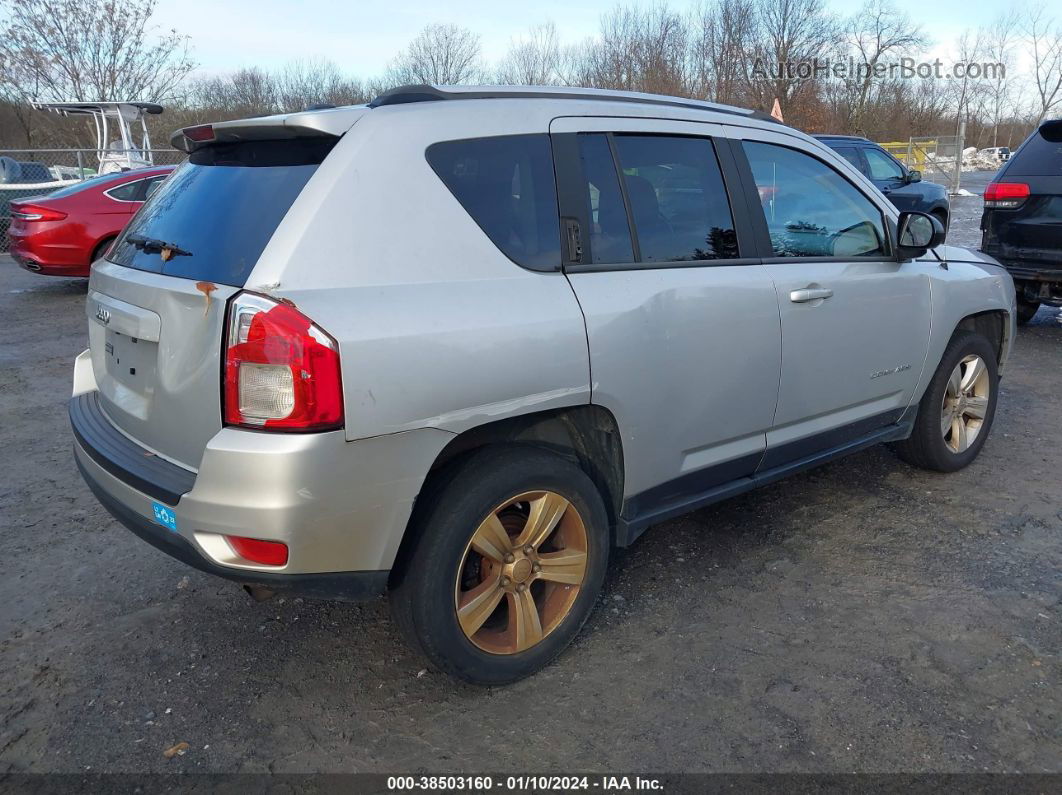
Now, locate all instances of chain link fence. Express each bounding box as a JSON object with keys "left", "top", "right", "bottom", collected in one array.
[
  {"left": 878, "top": 130, "right": 967, "bottom": 195},
  {"left": 0, "top": 148, "right": 186, "bottom": 251}
]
